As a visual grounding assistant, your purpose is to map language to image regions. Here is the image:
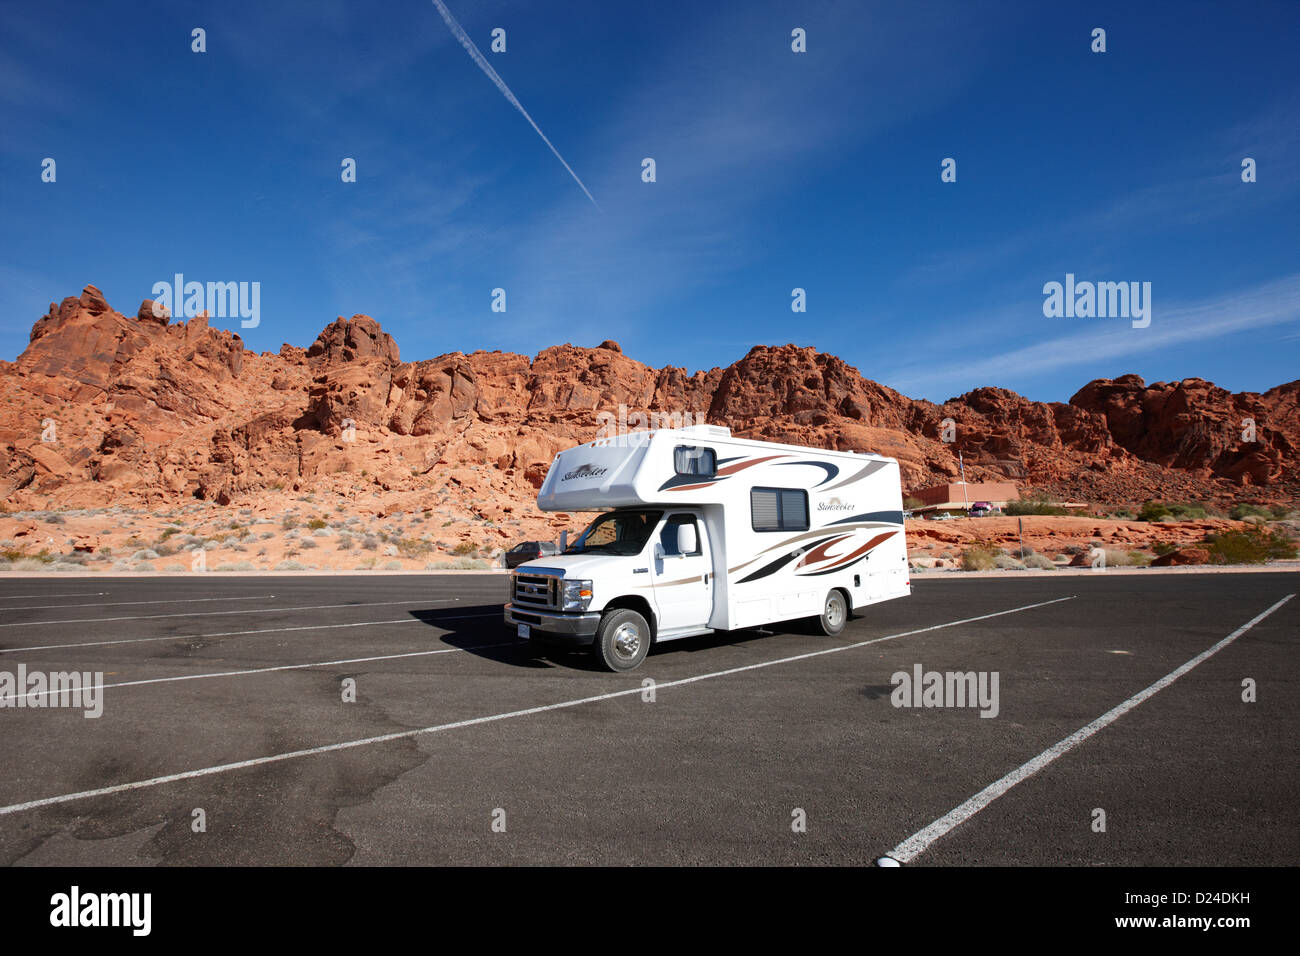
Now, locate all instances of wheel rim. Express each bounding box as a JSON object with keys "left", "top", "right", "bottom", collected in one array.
[
  {"left": 825, "top": 595, "right": 844, "bottom": 628},
  {"left": 612, "top": 622, "right": 642, "bottom": 661}
]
